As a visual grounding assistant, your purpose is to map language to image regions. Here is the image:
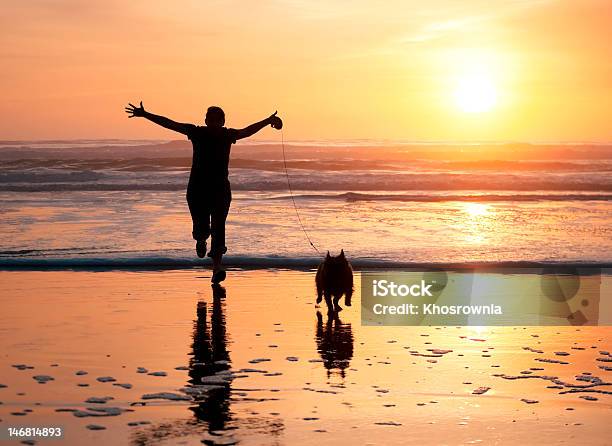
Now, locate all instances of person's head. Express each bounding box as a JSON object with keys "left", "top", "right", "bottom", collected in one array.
[{"left": 205, "top": 106, "right": 225, "bottom": 127}]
